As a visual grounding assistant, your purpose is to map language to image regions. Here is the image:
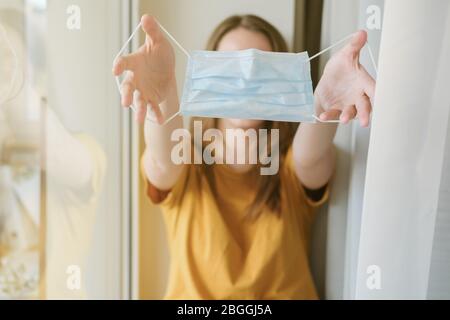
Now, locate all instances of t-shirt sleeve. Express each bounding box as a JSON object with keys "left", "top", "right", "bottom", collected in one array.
[
  {"left": 141, "top": 156, "right": 191, "bottom": 208},
  {"left": 284, "top": 146, "right": 330, "bottom": 209}
]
